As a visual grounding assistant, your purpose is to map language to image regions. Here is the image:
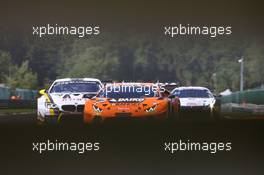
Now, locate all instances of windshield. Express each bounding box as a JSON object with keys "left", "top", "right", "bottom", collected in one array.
[
  {"left": 99, "top": 86, "right": 157, "bottom": 98},
  {"left": 173, "top": 89, "right": 213, "bottom": 98},
  {"left": 49, "top": 81, "right": 101, "bottom": 93}
]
